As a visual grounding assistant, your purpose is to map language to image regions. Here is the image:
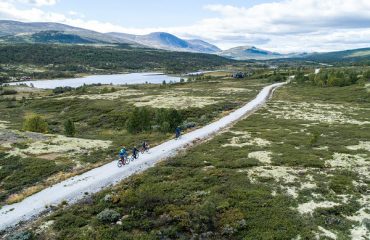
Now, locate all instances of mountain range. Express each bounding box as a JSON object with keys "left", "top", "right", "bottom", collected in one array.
[
  {"left": 0, "top": 20, "right": 220, "bottom": 54},
  {"left": 1, "top": 20, "right": 370, "bottom": 61}
]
